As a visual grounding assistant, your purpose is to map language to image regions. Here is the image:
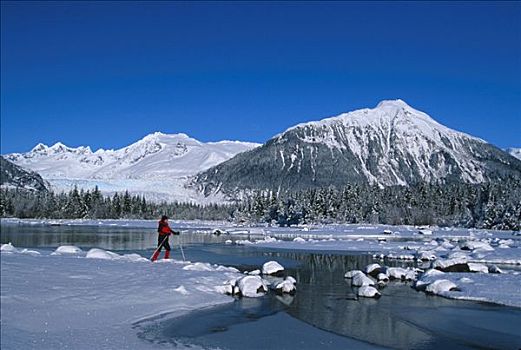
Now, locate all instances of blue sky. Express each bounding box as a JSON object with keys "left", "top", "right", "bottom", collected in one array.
[{"left": 1, "top": 1, "right": 520, "bottom": 153}]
